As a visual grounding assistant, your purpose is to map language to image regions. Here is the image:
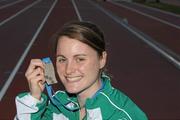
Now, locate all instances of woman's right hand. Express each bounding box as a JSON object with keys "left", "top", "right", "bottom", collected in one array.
[{"left": 25, "top": 59, "right": 46, "bottom": 100}]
